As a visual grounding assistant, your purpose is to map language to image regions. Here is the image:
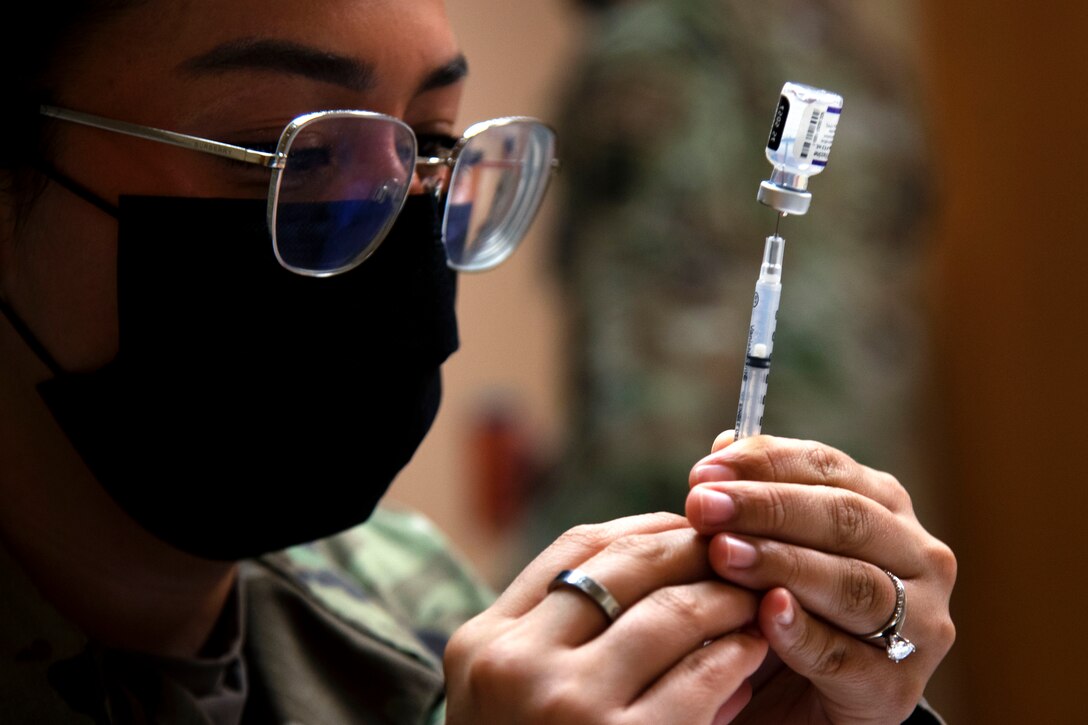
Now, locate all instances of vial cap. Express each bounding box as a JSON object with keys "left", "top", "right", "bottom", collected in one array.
[{"left": 757, "top": 180, "right": 811, "bottom": 215}]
